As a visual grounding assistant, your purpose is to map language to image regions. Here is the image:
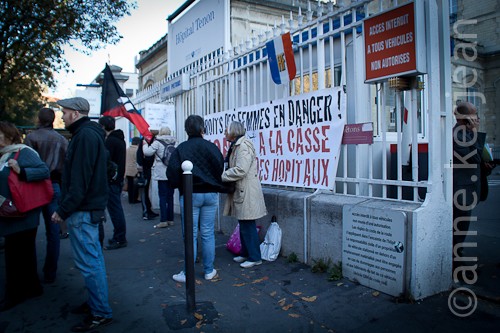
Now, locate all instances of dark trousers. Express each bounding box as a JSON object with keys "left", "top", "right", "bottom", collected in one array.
[
  {"left": 41, "top": 182, "right": 61, "bottom": 281},
  {"left": 140, "top": 176, "right": 153, "bottom": 215},
  {"left": 107, "top": 182, "right": 127, "bottom": 243},
  {"left": 158, "top": 180, "right": 175, "bottom": 222},
  {"left": 126, "top": 176, "right": 139, "bottom": 203},
  {"left": 452, "top": 184, "right": 477, "bottom": 267},
  {"left": 238, "top": 220, "right": 262, "bottom": 262},
  {"left": 4, "top": 227, "right": 42, "bottom": 304}
]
